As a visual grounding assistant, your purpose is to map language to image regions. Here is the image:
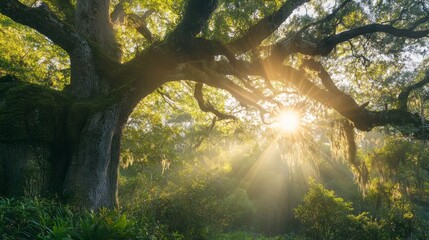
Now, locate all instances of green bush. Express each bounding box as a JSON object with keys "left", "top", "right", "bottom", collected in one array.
[
  {"left": 142, "top": 180, "right": 254, "bottom": 239},
  {"left": 119, "top": 164, "right": 256, "bottom": 240},
  {"left": 294, "top": 180, "right": 428, "bottom": 240},
  {"left": 294, "top": 180, "right": 355, "bottom": 239}
]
